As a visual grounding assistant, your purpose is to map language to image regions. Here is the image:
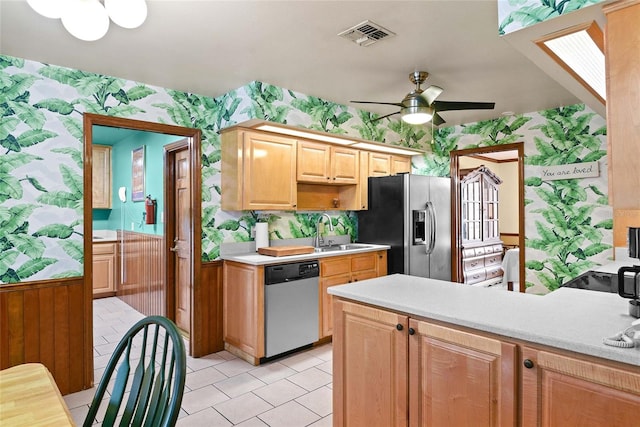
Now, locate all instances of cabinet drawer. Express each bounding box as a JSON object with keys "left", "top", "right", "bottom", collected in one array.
[
  {"left": 462, "top": 248, "right": 476, "bottom": 258},
  {"left": 491, "top": 244, "right": 503, "bottom": 254},
  {"left": 474, "top": 246, "right": 487, "bottom": 256},
  {"left": 484, "top": 253, "right": 502, "bottom": 267},
  {"left": 93, "top": 242, "right": 116, "bottom": 255},
  {"left": 486, "top": 265, "right": 503, "bottom": 279},
  {"left": 351, "top": 253, "right": 377, "bottom": 272},
  {"left": 464, "top": 270, "right": 486, "bottom": 285},
  {"left": 463, "top": 257, "right": 484, "bottom": 271},
  {"left": 320, "top": 257, "right": 350, "bottom": 277}
]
